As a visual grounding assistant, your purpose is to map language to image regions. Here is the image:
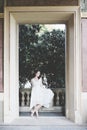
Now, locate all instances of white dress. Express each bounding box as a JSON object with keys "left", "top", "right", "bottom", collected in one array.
[{"left": 30, "top": 77, "right": 54, "bottom": 109}]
